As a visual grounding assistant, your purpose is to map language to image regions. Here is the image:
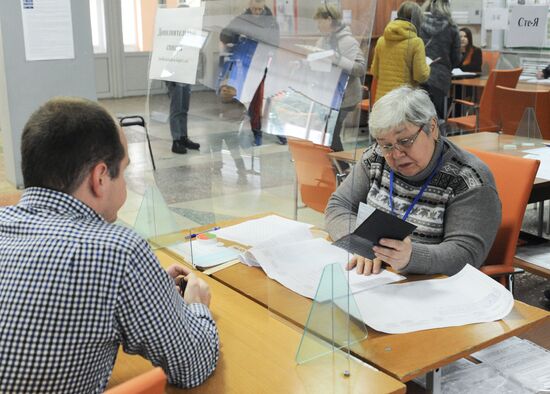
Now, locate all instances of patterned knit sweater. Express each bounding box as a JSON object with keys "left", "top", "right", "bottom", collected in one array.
[{"left": 325, "top": 138, "right": 501, "bottom": 275}]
